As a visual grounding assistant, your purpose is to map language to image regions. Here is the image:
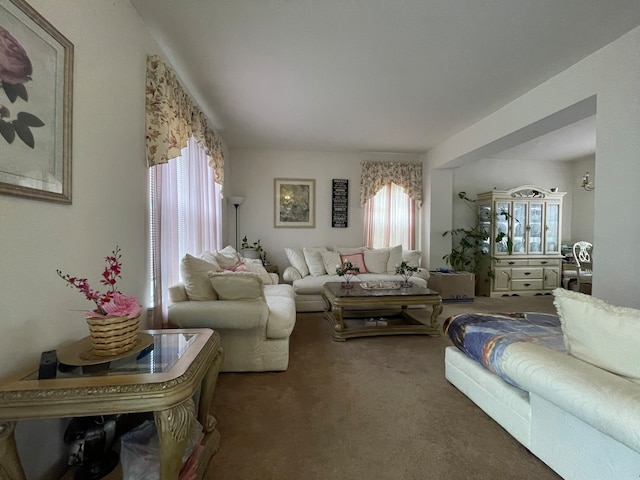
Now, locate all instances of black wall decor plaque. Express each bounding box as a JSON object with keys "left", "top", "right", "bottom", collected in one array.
[{"left": 332, "top": 179, "right": 349, "bottom": 228}]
